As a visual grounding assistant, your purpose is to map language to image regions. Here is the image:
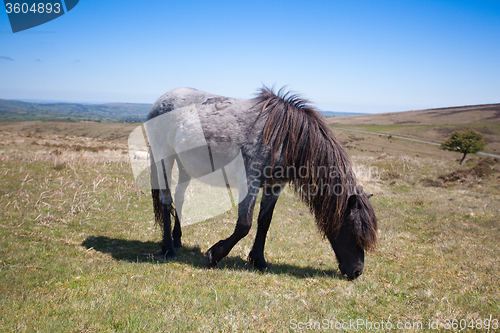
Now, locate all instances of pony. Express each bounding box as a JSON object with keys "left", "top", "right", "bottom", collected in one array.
[{"left": 145, "top": 86, "right": 377, "bottom": 279}]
